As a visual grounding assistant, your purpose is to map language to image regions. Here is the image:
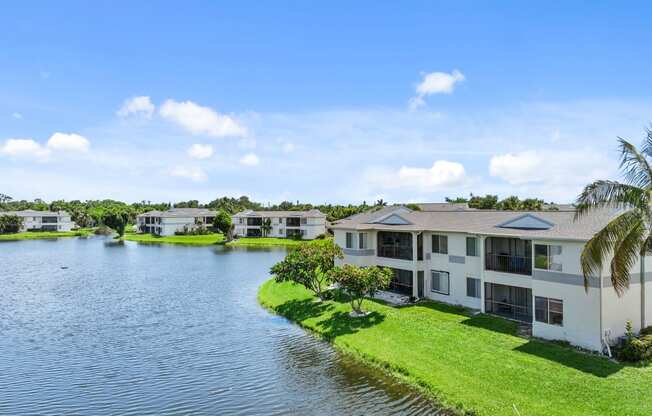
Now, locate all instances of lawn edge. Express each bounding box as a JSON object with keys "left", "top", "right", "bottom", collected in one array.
[{"left": 257, "top": 278, "right": 470, "bottom": 416}]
